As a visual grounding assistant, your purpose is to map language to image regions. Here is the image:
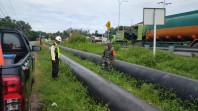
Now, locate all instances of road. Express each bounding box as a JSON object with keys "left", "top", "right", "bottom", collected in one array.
[
  {"left": 29, "top": 41, "right": 37, "bottom": 50},
  {"left": 121, "top": 45, "right": 198, "bottom": 57}
]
